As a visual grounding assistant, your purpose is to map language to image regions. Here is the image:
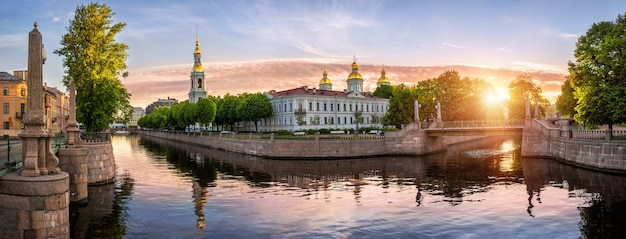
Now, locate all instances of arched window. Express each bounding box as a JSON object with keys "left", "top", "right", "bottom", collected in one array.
[{"left": 198, "top": 78, "right": 202, "bottom": 88}]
